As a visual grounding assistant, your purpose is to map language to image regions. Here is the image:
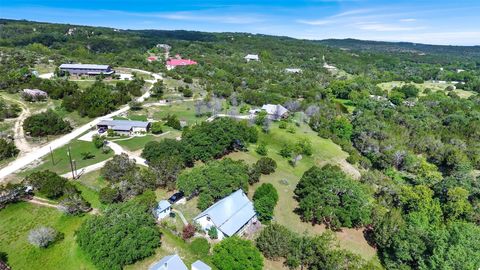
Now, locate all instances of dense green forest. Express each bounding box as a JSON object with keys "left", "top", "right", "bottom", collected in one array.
[{"left": 1, "top": 19, "right": 480, "bottom": 270}]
